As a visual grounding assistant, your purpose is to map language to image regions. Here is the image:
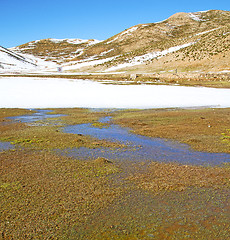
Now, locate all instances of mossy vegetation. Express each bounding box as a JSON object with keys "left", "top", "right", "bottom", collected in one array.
[
  {"left": 0, "top": 108, "right": 122, "bottom": 150},
  {"left": 113, "top": 108, "right": 230, "bottom": 153},
  {"left": 0, "top": 108, "right": 229, "bottom": 239},
  {"left": 129, "top": 161, "right": 230, "bottom": 192},
  {"left": 0, "top": 150, "right": 122, "bottom": 239}
]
